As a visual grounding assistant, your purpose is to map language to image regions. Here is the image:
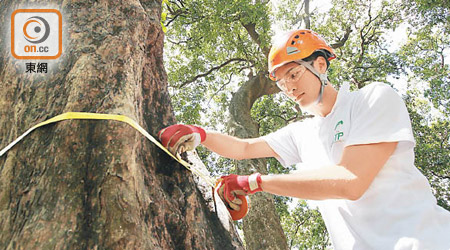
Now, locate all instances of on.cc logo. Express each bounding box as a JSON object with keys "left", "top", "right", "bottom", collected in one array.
[
  {"left": 11, "top": 9, "right": 62, "bottom": 60},
  {"left": 23, "top": 16, "right": 50, "bottom": 44}
]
